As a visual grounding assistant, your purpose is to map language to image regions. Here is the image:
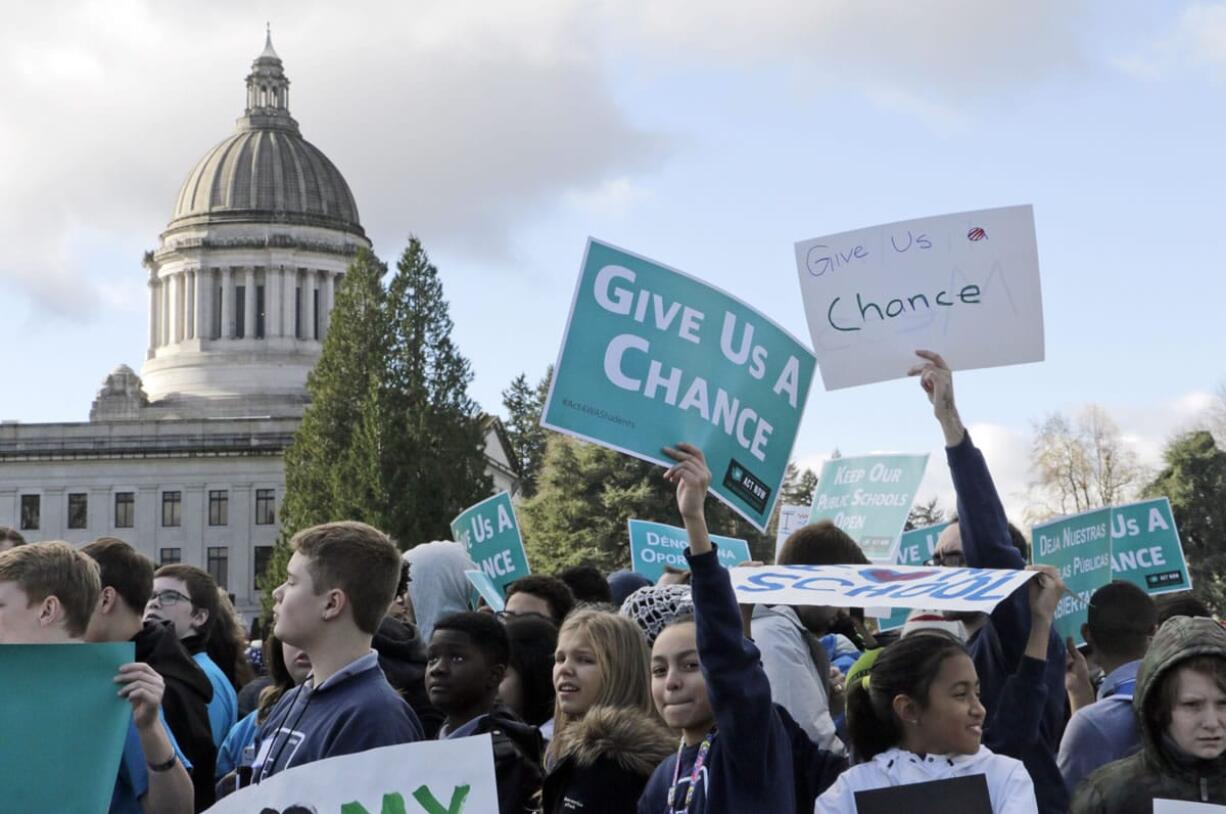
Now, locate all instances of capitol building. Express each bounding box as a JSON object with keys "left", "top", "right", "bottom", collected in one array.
[{"left": 0, "top": 35, "right": 518, "bottom": 618}]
